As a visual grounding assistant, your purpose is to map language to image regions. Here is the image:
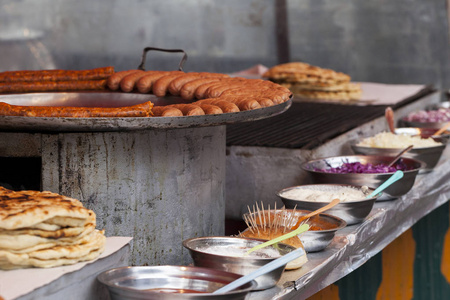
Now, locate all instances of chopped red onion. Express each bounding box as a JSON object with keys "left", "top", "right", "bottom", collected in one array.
[
  {"left": 403, "top": 108, "right": 450, "bottom": 123},
  {"left": 314, "top": 161, "right": 411, "bottom": 174}
]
